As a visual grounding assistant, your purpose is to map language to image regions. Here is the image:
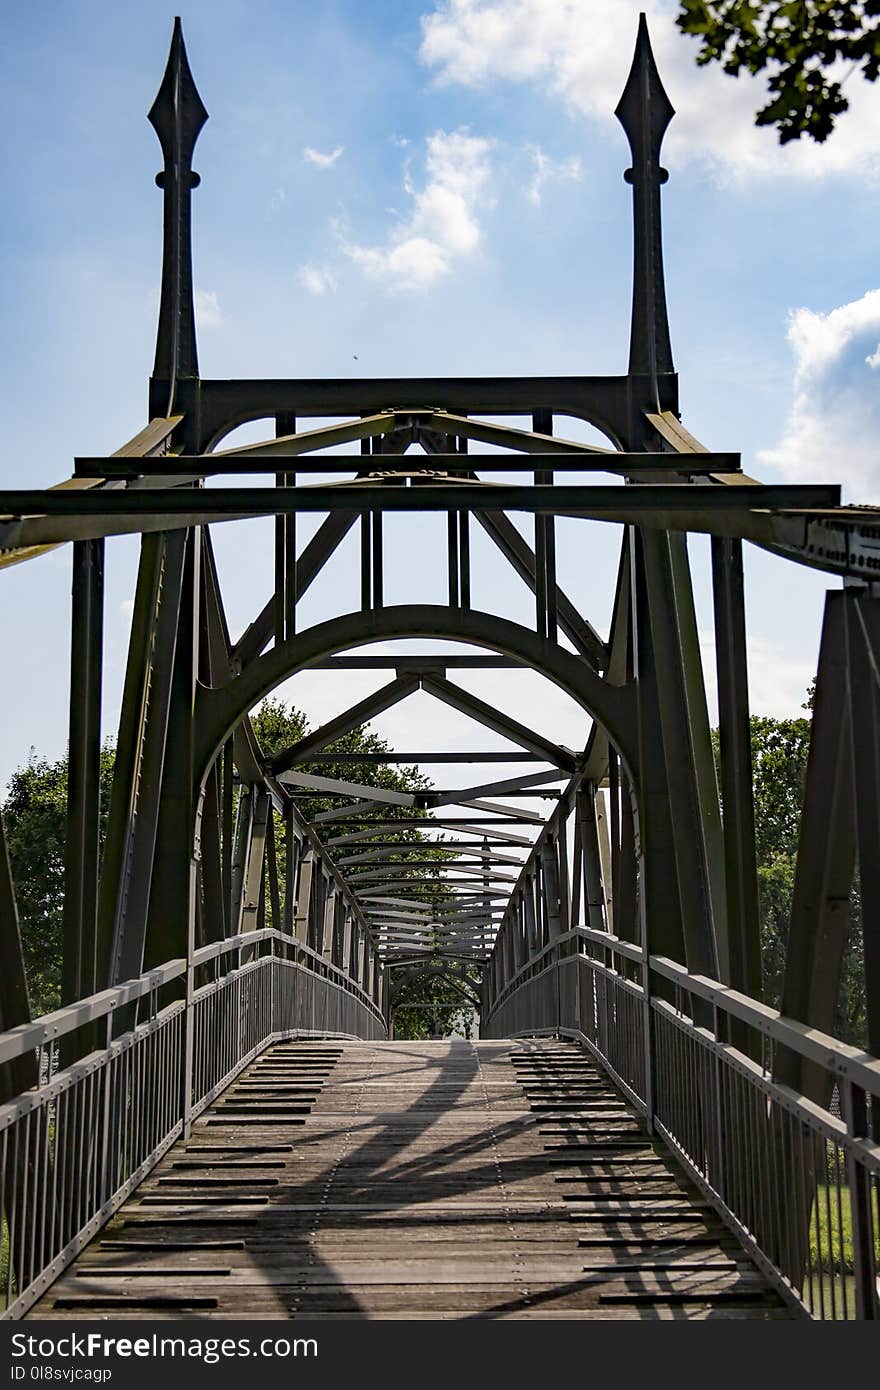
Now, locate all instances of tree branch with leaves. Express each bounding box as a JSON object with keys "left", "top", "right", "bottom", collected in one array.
[{"left": 678, "top": 1, "right": 880, "bottom": 141}]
